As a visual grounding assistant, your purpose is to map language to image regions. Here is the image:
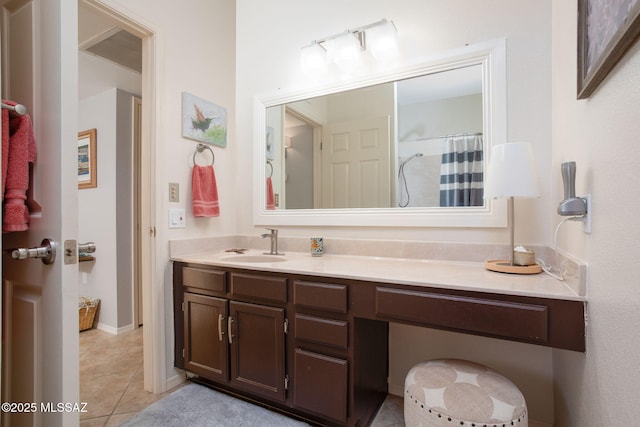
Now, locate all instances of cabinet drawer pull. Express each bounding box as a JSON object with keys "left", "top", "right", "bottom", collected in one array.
[
  {"left": 218, "top": 313, "right": 224, "bottom": 342},
  {"left": 228, "top": 316, "right": 234, "bottom": 344}
]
